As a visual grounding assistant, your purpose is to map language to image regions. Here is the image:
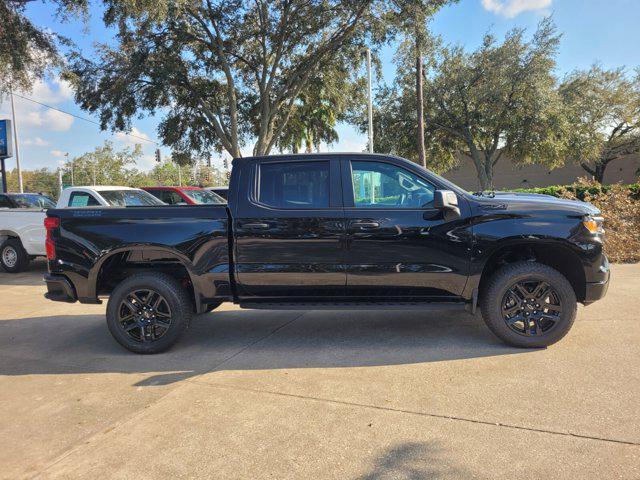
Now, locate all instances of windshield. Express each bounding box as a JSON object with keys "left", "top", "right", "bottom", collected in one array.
[
  {"left": 182, "top": 189, "right": 226, "bottom": 204},
  {"left": 11, "top": 194, "right": 56, "bottom": 209},
  {"left": 100, "top": 190, "right": 165, "bottom": 207}
]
